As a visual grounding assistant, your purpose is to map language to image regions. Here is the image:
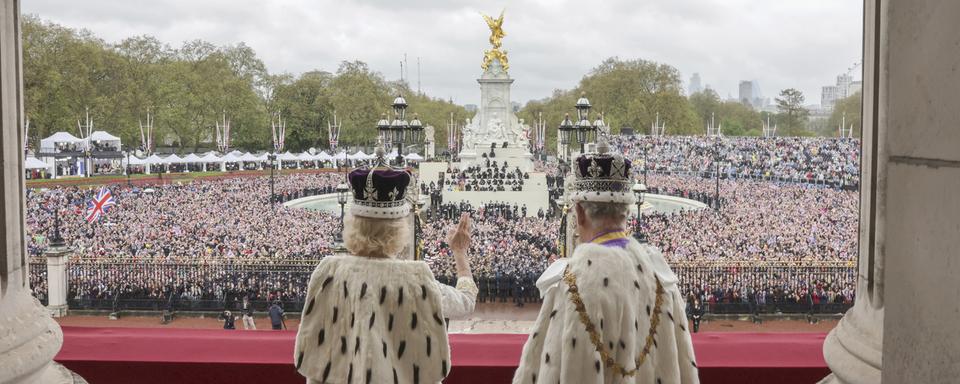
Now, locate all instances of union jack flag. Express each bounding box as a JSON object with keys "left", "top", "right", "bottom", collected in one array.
[{"left": 85, "top": 187, "right": 115, "bottom": 223}]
